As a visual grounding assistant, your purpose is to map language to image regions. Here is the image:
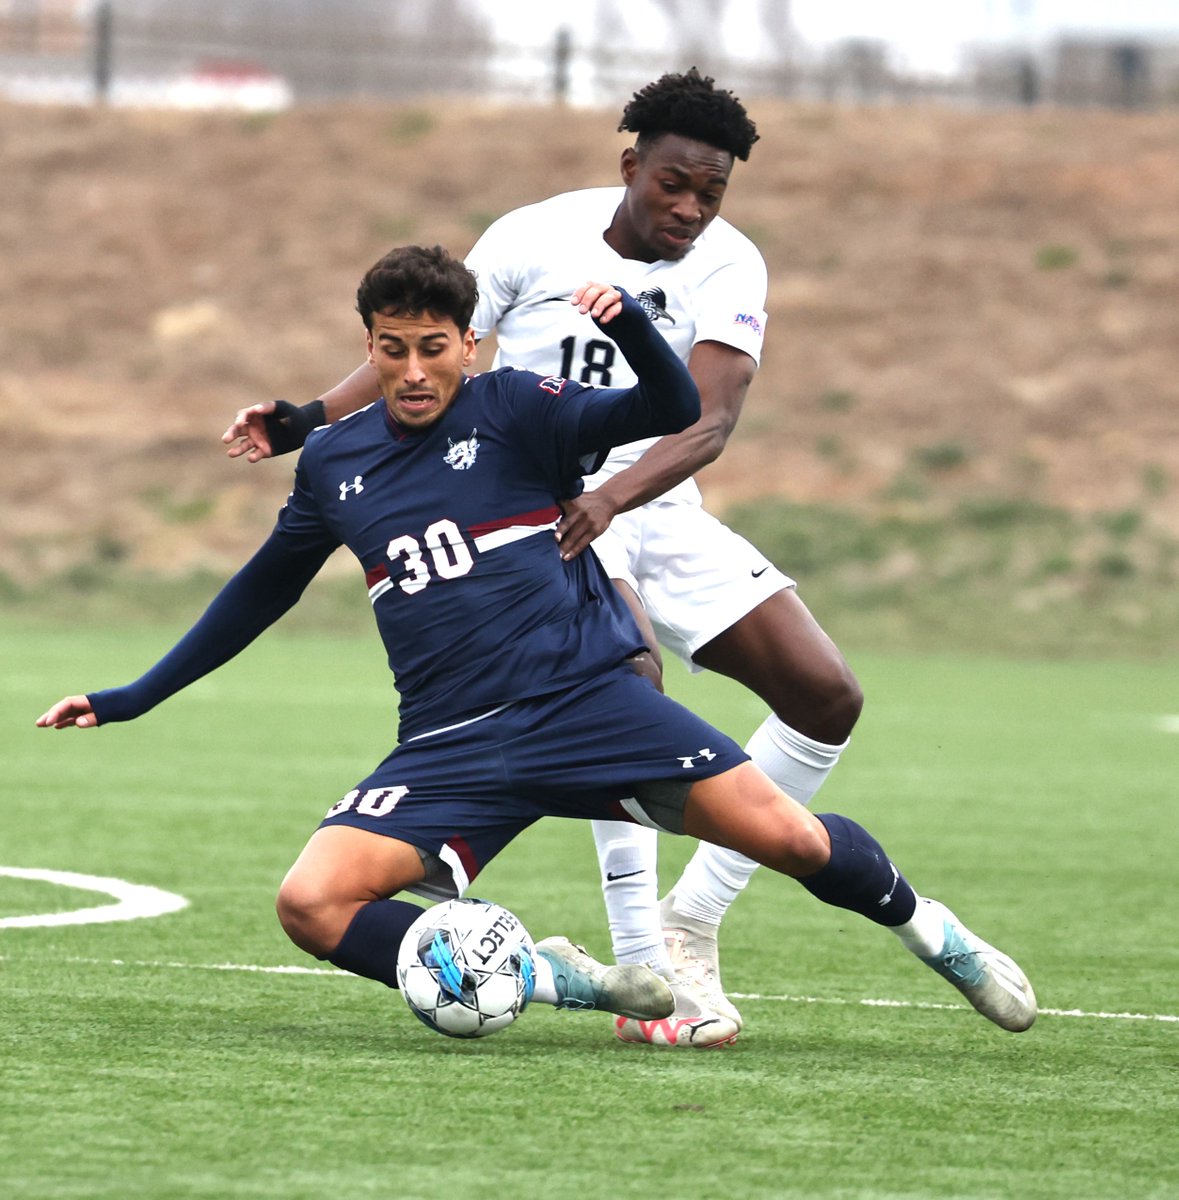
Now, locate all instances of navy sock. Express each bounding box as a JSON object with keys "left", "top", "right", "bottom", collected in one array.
[
  {"left": 799, "top": 813, "right": 918, "bottom": 928},
  {"left": 326, "top": 898, "right": 425, "bottom": 989}
]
